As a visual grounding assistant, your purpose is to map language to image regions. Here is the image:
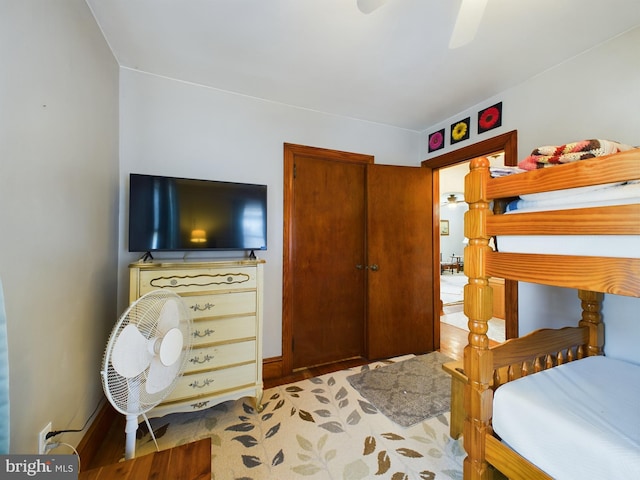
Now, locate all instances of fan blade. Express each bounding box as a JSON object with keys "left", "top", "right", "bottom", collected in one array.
[
  {"left": 449, "top": 0, "right": 488, "bottom": 49},
  {"left": 112, "top": 324, "right": 153, "bottom": 378},
  {"left": 357, "top": 0, "right": 388, "bottom": 14},
  {"left": 146, "top": 355, "right": 181, "bottom": 394},
  {"left": 157, "top": 298, "right": 180, "bottom": 334}
]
